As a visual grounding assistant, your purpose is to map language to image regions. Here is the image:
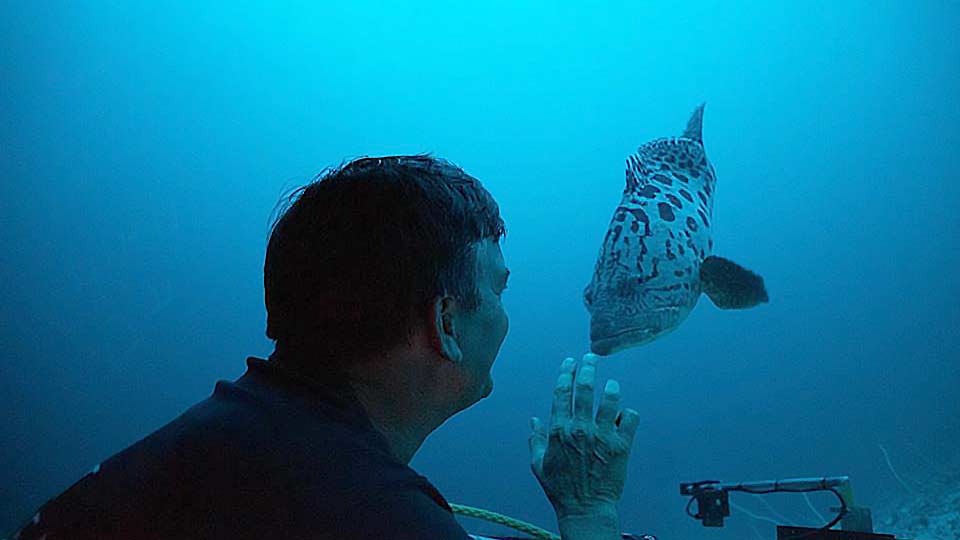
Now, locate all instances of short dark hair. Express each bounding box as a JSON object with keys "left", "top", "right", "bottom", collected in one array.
[{"left": 264, "top": 155, "right": 505, "bottom": 367}]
